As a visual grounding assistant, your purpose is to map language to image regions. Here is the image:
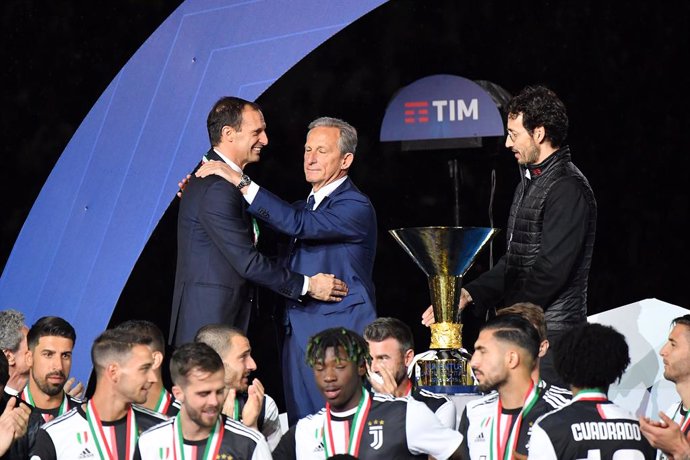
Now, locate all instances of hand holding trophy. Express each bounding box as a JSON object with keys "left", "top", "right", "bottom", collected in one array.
[{"left": 390, "top": 226, "right": 497, "bottom": 393}]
